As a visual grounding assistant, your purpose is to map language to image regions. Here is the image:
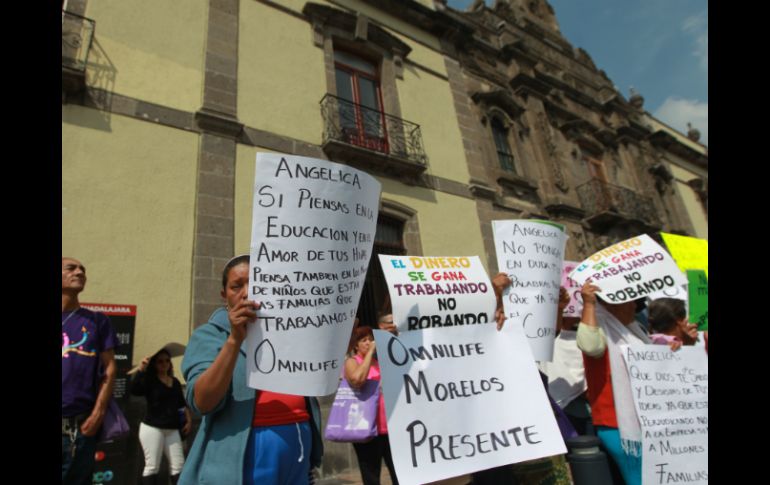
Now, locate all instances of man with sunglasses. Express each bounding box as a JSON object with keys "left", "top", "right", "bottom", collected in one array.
[{"left": 62, "top": 257, "right": 118, "bottom": 485}]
